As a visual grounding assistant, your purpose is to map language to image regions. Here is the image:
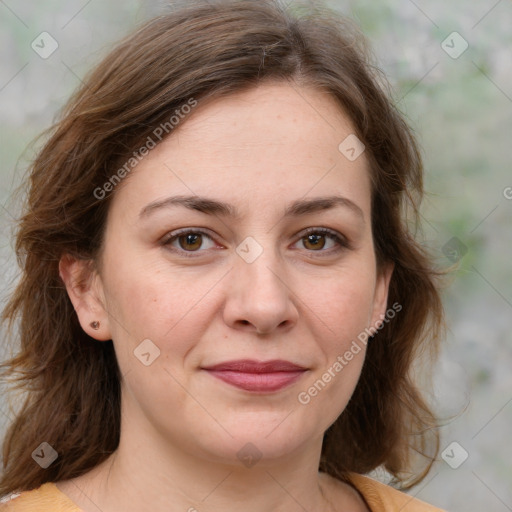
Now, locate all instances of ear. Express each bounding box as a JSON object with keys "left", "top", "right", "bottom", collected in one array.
[
  {"left": 59, "top": 254, "right": 111, "bottom": 341},
  {"left": 368, "top": 261, "right": 395, "bottom": 331}
]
